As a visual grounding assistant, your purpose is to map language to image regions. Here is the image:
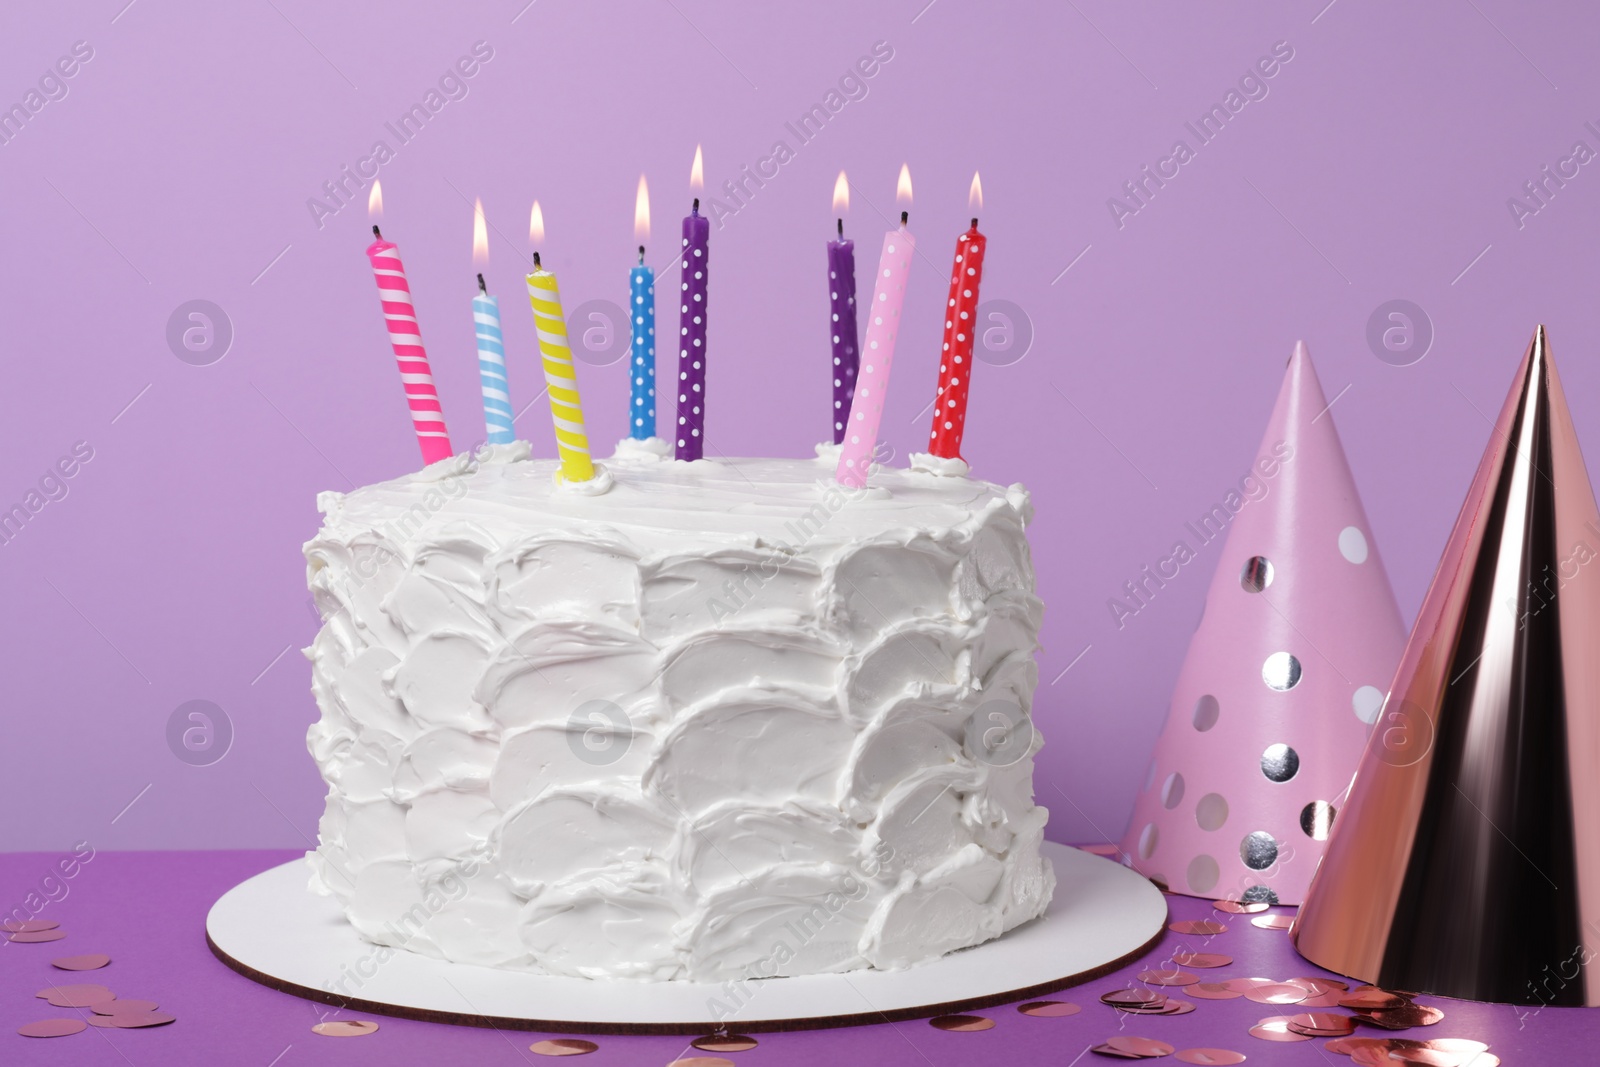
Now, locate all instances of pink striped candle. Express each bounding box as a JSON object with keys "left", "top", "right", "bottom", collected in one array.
[
  {"left": 367, "top": 226, "right": 453, "bottom": 465},
  {"left": 836, "top": 211, "right": 914, "bottom": 488}
]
